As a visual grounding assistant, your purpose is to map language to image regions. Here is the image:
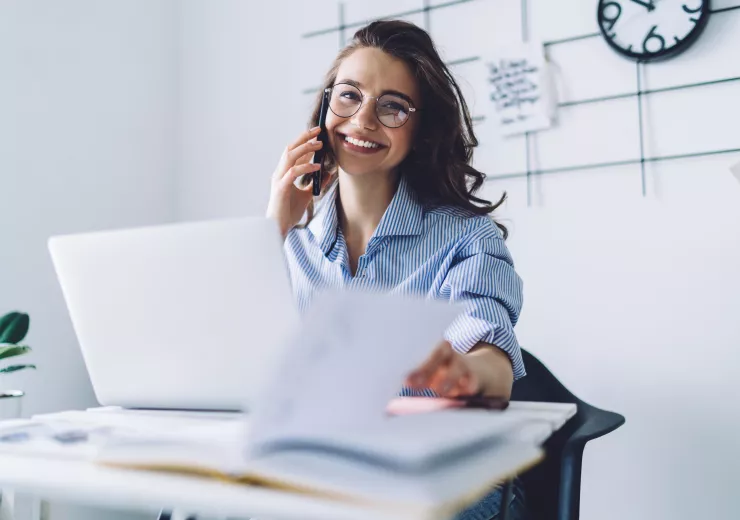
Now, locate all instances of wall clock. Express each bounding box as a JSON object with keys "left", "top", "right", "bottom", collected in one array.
[{"left": 597, "top": 0, "right": 710, "bottom": 61}]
